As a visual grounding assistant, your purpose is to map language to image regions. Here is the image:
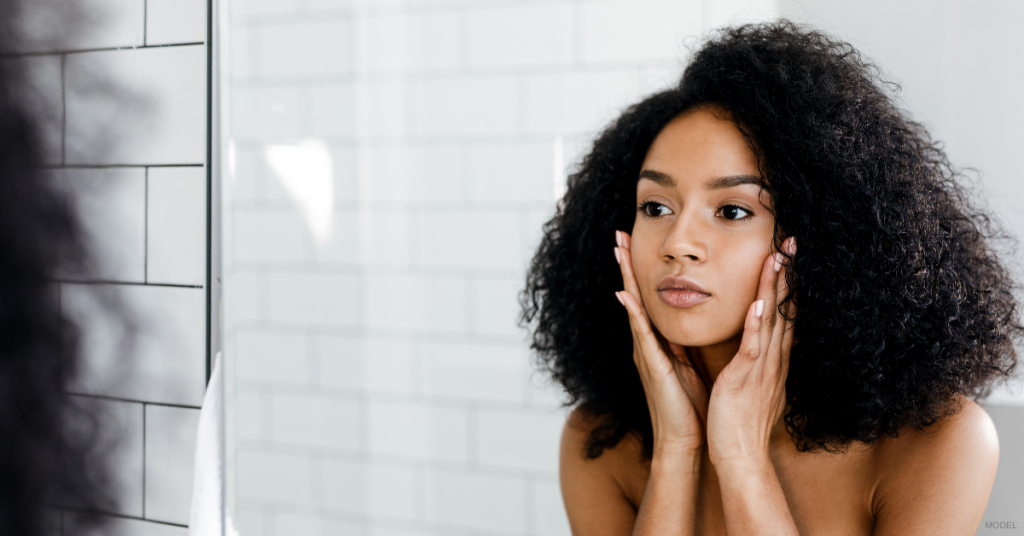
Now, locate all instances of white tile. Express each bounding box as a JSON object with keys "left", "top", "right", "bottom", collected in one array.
[
  {"left": 233, "top": 208, "right": 309, "bottom": 263},
  {"left": 65, "top": 284, "right": 207, "bottom": 406},
  {"left": 525, "top": 68, "right": 648, "bottom": 136},
  {"left": 314, "top": 207, "right": 411, "bottom": 266},
  {"left": 353, "top": 144, "right": 413, "bottom": 201},
  {"left": 409, "top": 143, "right": 466, "bottom": 202},
  {"left": 231, "top": 85, "right": 304, "bottom": 141},
  {"left": 232, "top": 0, "right": 300, "bottom": 18},
  {"left": 271, "top": 393, "right": 361, "bottom": 451},
  {"left": 534, "top": 478, "right": 571, "bottom": 536},
  {"left": 414, "top": 209, "right": 524, "bottom": 270},
  {"left": 259, "top": 18, "right": 352, "bottom": 77},
  {"left": 13, "top": 0, "right": 145, "bottom": 53},
  {"left": 268, "top": 272, "right": 360, "bottom": 326},
  {"left": 472, "top": 276, "right": 526, "bottom": 337},
  {"left": 354, "top": 80, "right": 409, "bottom": 141},
  {"left": 365, "top": 273, "right": 466, "bottom": 334},
  {"left": 238, "top": 450, "right": 313, "bottom": 504},
  {"left": 420, "top": 342, "right": 528, "bottom": 403},
  {"left": 413, "top": 75, "right": 519, "bottom": 138},
  {"left": 65, "top": 45, "right": 207, "bottom": 165},
  {"left": 366, "top": 463, "right": 419, "bottom": 520},
  {"left": 579, "top": 0, "right": 701, "bottom": 63},
  {"left": 354, "top": 12, "right": 411, "bottom": 74},
  {"left": 321, "top": 460, "right": 419, "bottom": 520},
  {"left": 147, "top": 166, "right": 208, "bottom": 285},
  {"left": 467, "top": 3, "right": 573, "bottom": 68},
  {"left": 233, "top": 390, "right": 265, "bottom": 441},
  {"left": 52, "top": 168, "right": 146, "bottom": 282},
  {"left": 1, "top": 55, "right": 63, "bottom": 164},
  {"left": 309, "top": 82, "right": 355, "bottom": 139},
  {"left": 318, "top": 335, "right": 416, "bottom": 394},
  {"left": 224, "top": 270, "right": 265, "bottom": 325},
  {"left": 321, "top": 457, "right": 364, "bottom": 512},
  {"left": 229, "top": 23, "right": 254, "bottom": 78},
  {"left": 409, "top": 10, "right": 460, "bottom": 73},
  {"left": 468, "top": 141, "right": 555, "bottom": 203},
  {"left": 146, "top": 0, "right": 208, "bottom": 45},
  {"left": 368, "top": 400, "right": 468, "bottom": 463},
  {"left": 477, "top": 407, "right": 565, "bottom": 473},
  {"left": 64, "top": 513, "right": 188, "bottom": 536},
  {"left": 71, "top": 397, "right": 144, "bottom": 517},
  {"left": 425, "top": 469, "right": 525, "bottom": 533},
  {"left": 145, "top": 405, "right": 201, "bottom": 524},
  {"left": 273, "top": 512, "right": 364, "bottom": 536},
  {"left": 236, "top": 329, "right": 310, "bottom": 384}
]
